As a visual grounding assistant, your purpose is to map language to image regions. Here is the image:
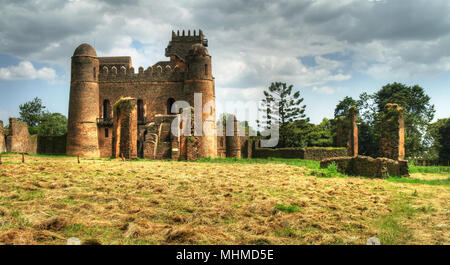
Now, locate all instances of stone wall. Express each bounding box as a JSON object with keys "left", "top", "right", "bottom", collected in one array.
[
  {"left": 6, "top": 118, "right": 31, "bottom": 153},
  {"left": 254, "top": 147, "right": 347, "bottom": 161},
  {"left": 320, "top": 156, "right": 409, "bottom": 178},
  {"left": 112, "top": 98, "right": 138, "bottom": 159},
  {"left": 0, "top": 120, "right": 5, "bottom": 153},
  {"left": 36, "top": 135, "right": 67, "bottom": 155}
]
